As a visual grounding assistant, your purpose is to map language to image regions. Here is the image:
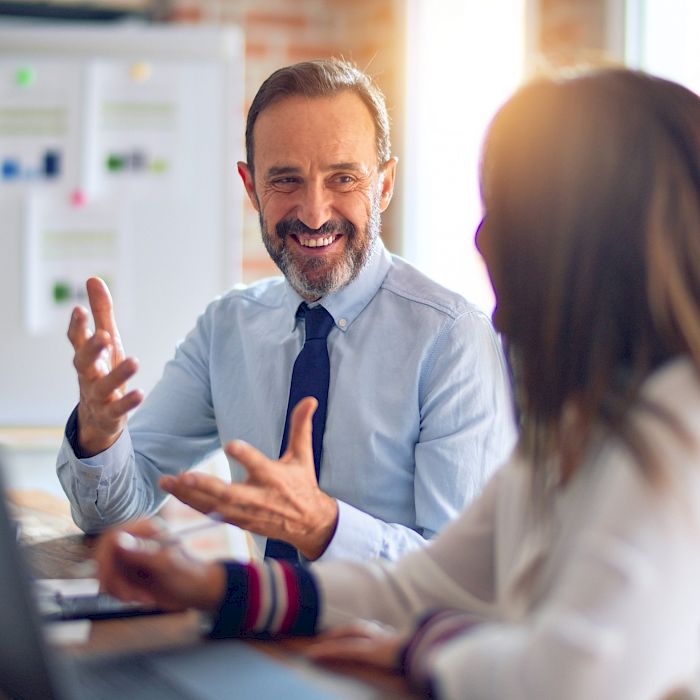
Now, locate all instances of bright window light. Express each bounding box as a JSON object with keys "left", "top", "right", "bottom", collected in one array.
[
  {"left": 402, "top": 0, "right": 526, "bottom": 314},
  {"left": 626, "top": 0, "right": 700, "bottom": 94}
]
